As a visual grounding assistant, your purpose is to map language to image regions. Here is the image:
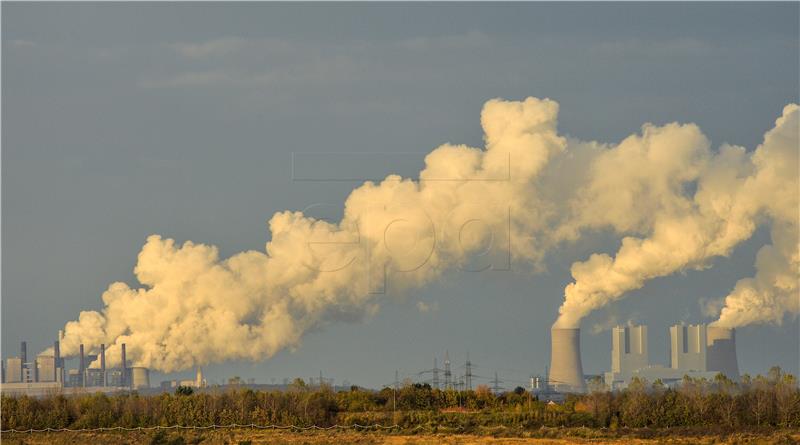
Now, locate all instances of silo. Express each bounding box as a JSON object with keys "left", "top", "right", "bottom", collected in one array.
[
  {"left": 130, "top": 367, "right": 150, "bottom": 390},
  {"left": 706, "top": 327, "right": 739, "bottom": 380},
  {"left": 548, "top": 327, "right": 586, "bottom": 392}
]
